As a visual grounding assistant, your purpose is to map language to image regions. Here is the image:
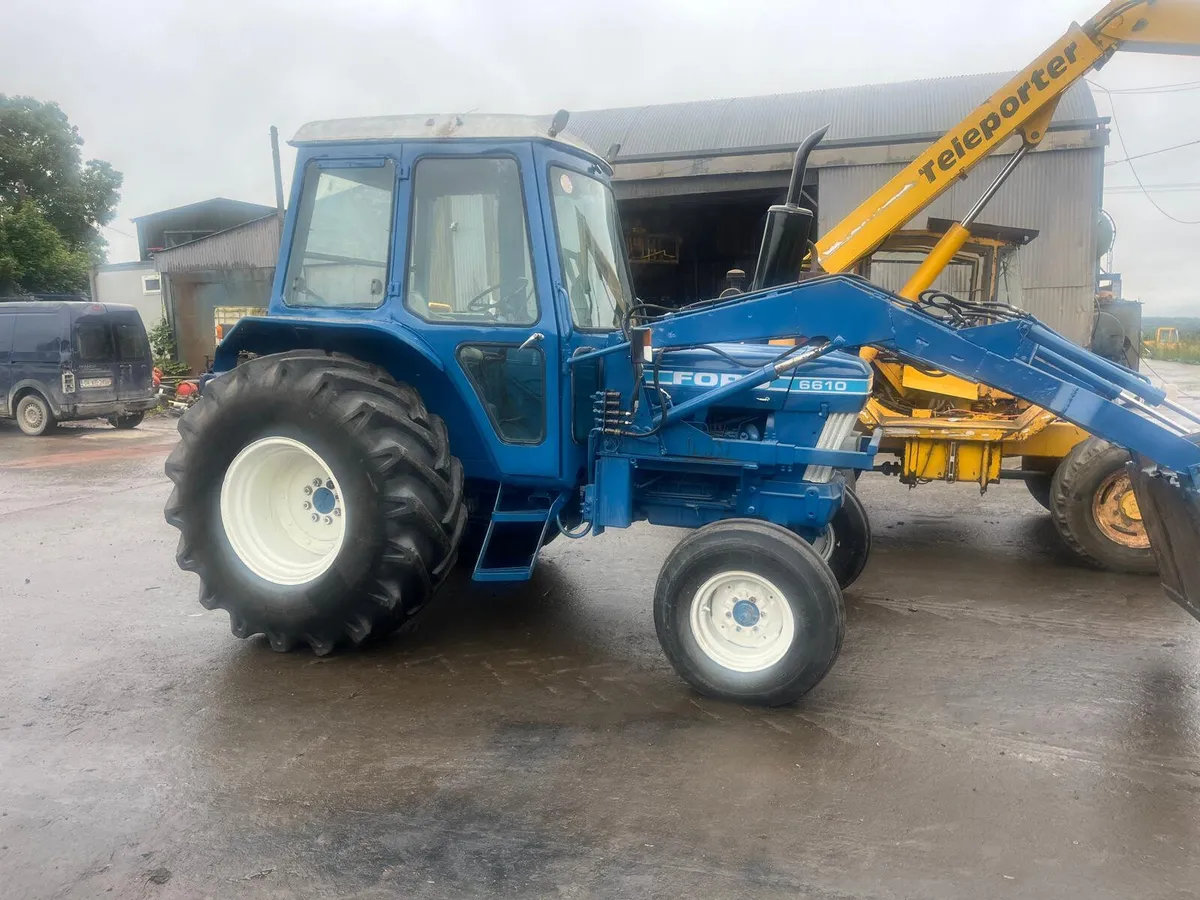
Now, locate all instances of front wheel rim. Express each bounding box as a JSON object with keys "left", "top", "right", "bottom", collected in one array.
[
  {"left": 689, "top": 570, "right": 796, "bottom": 673},
  {"left": 220, "top": 436, "right": 347, "bottom": 585}
]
